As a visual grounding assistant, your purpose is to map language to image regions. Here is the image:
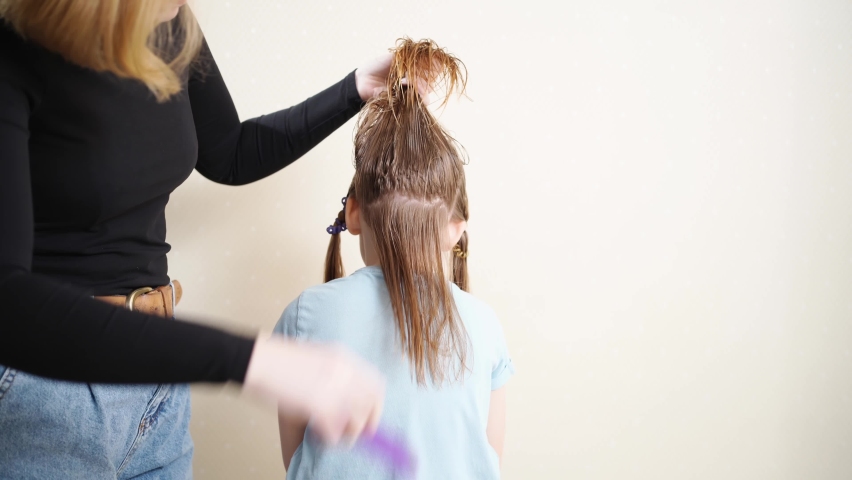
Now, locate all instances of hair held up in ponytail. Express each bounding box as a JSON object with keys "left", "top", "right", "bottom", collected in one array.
[{"left": 324, "top": 38, "right": 471, "bottom": 386}]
